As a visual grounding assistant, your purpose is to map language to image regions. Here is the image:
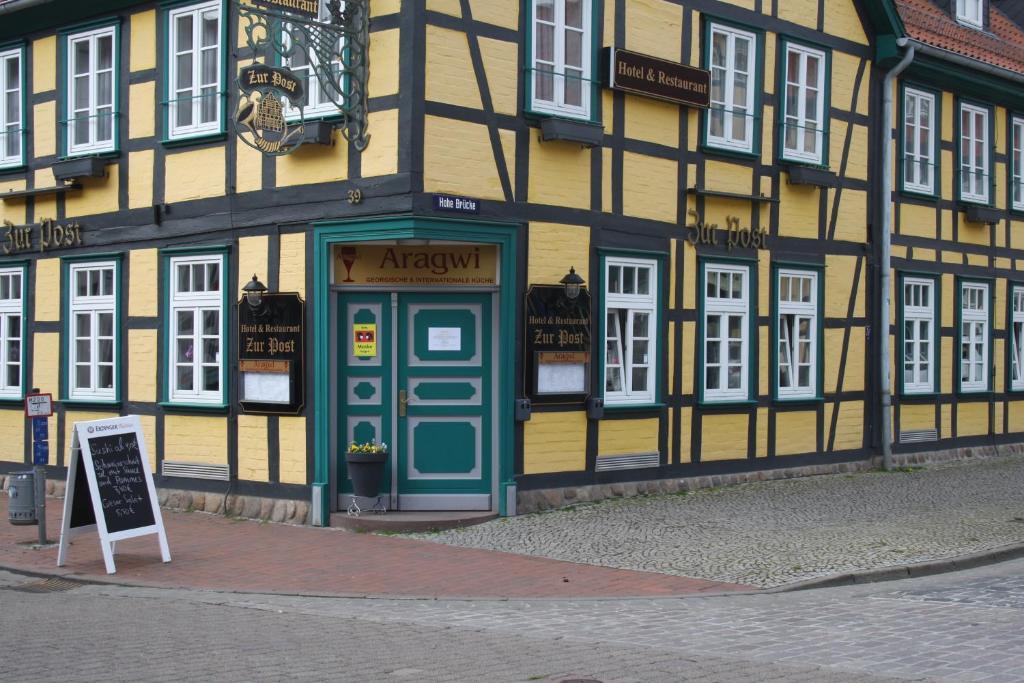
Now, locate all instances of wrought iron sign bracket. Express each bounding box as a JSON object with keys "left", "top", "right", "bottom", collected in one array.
[{"left": 234, "top": 0, "right": 370, "bottom": 155}]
